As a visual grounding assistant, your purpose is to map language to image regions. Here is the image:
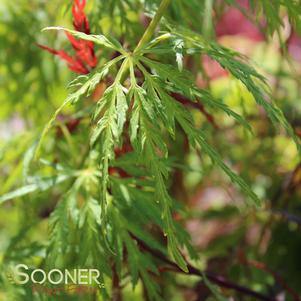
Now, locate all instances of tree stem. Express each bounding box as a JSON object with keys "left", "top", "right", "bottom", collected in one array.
[
  {"left": 134, "top": 0, "right": 171, "bottom": 53},
  {"left": 112, "top": 264, "right": 122, "bottom": 301},
  {"left": 118, "top": 0, "right": 170, "bottom": 84}
]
